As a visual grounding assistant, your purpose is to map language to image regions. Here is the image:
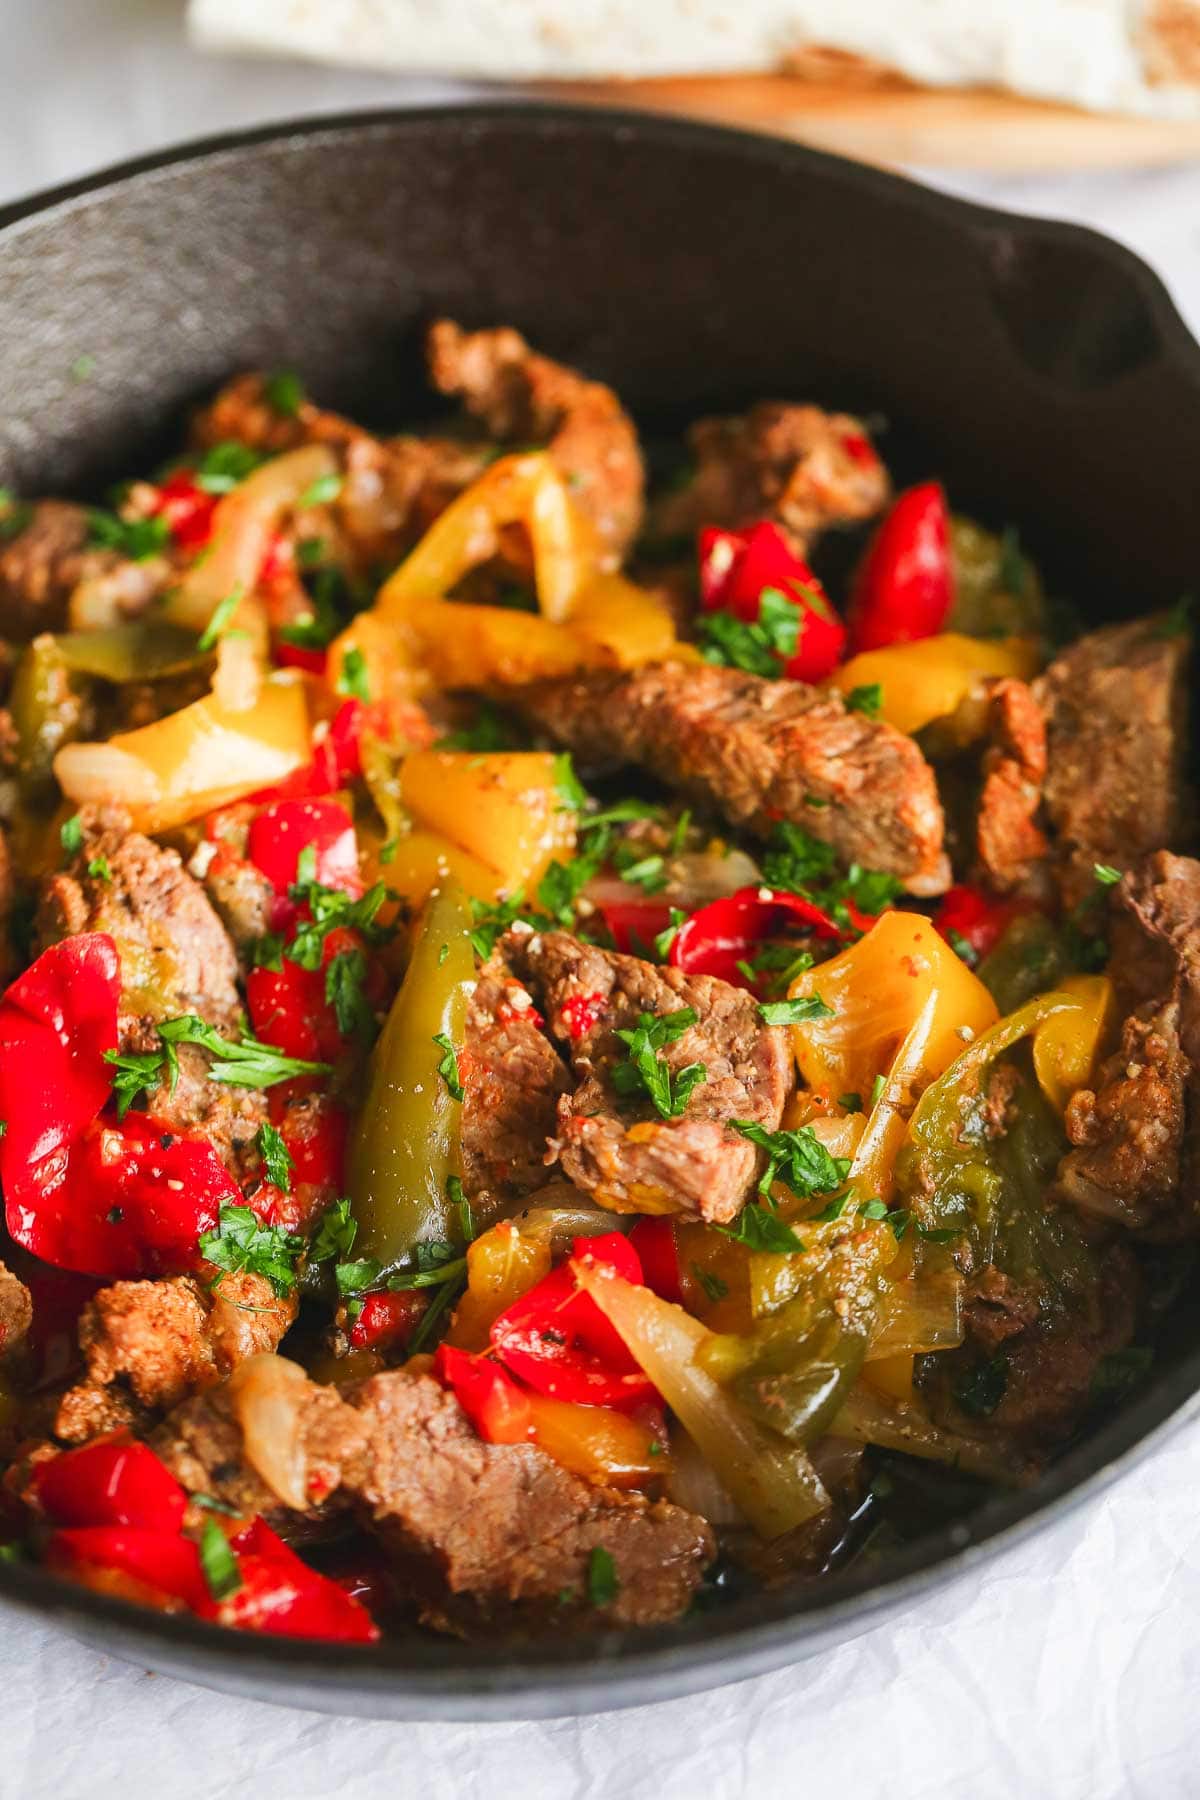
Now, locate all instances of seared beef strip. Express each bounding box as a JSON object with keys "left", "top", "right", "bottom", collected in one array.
[
  {"left": 649, "top": 402, "right": 889, "bottom": 554},
  {"left": 55, "top": 1274, "right": 295, "bottom": 1444},
  {"left": 1033, "top": 617, "right": 1191, "bottom": 909},
  {"left": 427, "top": 320, "right": 644, "bottom": 560},
  {"left": 0, "top": 500, "right": 170, "bottom": 637},
  {"left": 958, "top": 1245, "right": 1139, "bottom": 1450},
  {"left": 37, "top": 806, "right": 267, "bottom": 1173},
  {"left": 1056, "top": 852, "right": 1200, "bottom": 1238},
  {"left": 975, "top": 677, "right": 1050, "bottom": 895},
  {"left": 39, "top": 806, "right": 242, "bottom": 1027},
  {"left": 516, "top": 661, "right": 949, "bottom": 894},
  {"left": 0, "top": 1262, "right": 32, "bottom": 1359},
  {"left": 501, "top": 928, "right": 793, "bottom": 1224},
  {"left": 192, "top": 372, "right": 491, "bottom": 579},
  {"left": 460, "top": 954, "right": 571, "bottom": 1224},
  {"left": 150, "top": 1360, "right": 714, "bottom": 1632}
]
